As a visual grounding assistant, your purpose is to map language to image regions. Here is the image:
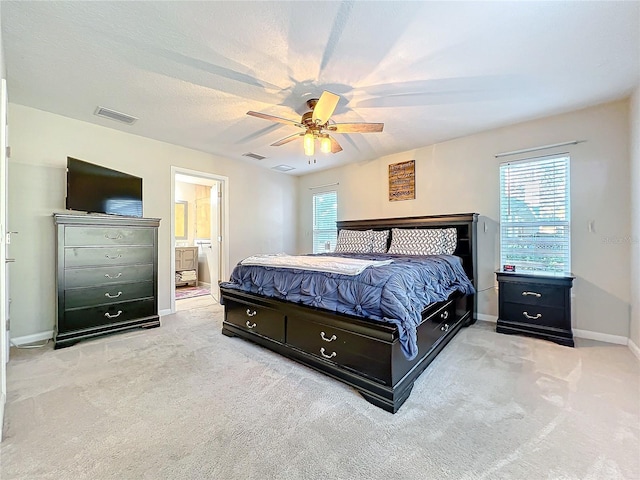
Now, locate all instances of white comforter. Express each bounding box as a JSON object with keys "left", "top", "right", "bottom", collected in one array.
[{"left": 240, "top": 253, "right": 393, "bottom": 276}]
